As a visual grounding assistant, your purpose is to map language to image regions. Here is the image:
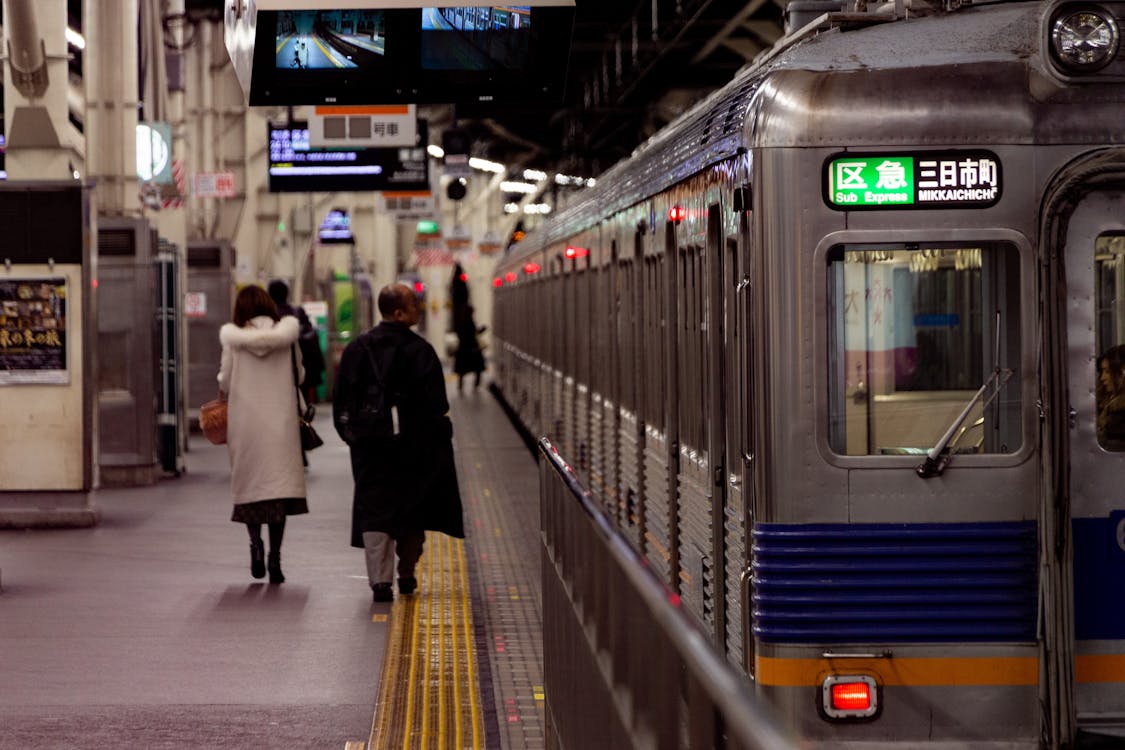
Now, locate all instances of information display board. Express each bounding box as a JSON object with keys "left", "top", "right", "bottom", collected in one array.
[{"left": 824, "top": 151, "right": 1002, "bottom": 210}]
